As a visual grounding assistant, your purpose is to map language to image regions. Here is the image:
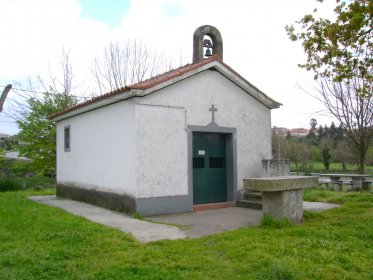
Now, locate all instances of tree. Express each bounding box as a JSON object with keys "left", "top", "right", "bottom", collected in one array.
[
  {"left": 316, "top": 77, "right": 372, "bottom": 173},
  {"left": 310, "top": 145, "right": 321, "bottom": 162},
  {"left": 285, "top": 0, "right": 372, "bottom": 90},
  {"left": 306, "top": 118, "right": 318, "bottom": 145},
  {"left": 333, "top": 139, "right": 354, "bottom": 171},
  {"left": 91, "top": 40, "right": 181, "bottom": 94},
  {"left": 284, "top": 140, "right": 310, "bottom": 174},
  {"left": 310, "top": 118, "right": 318, "bottom": 132},
  {"left": 317, "top": 125, "right": 325, "bottom": 142},
  {"left": 17, "top": 92, "right": 77, "bottom": 176},
  {"left": 15, "top": 49, "right": 78, "bottom": 176},
  {"left": 286, "top": 0, "right": 373, "bottom": 173},
  {"left": 320, "top": 138, "right": 332, "bottom": 170}
]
